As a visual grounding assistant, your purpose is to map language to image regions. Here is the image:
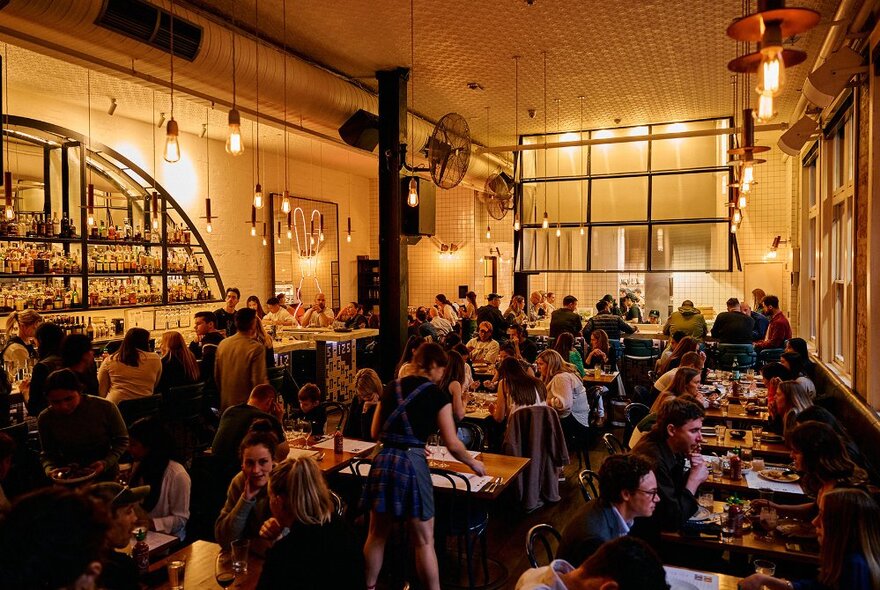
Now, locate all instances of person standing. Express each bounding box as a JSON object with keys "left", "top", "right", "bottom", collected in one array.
[
  {"left": 21, "top": 322, "right": 64, "bottom": 416},
  {"left": 549, "top": 295, "right": 583, "bottom": 339},
  {"left": 362, "top": 343, "right": 485, "bottom": 590},
  {"left": 214, "top": 308, "right": 269, "bottom": 410},
  {"left": 741, "top": 302, "right": 770, "bottom": 342},
  {"left": 189, "top": 311, "right": 225, "bottom": 387},
  {"left": 711, "top": 297, "right": 754, "bottom": 344},
  {"left": 476, "top": 293, "right": 508, "bottom": 341},
  {"left": 300, "top": 293, "right": 335, "bottom": 328},
  {"left": 754, "top": 295, "right": 792, "bottom": 351},
  {"left": 2, "top": 309, "right": 41, "bottom": 365},
  {"left": 215, "top": 287, "right": 241, "bottom": 336},
  {"left": 661, "top": 300, "right": 708, "bottom": 341}
]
